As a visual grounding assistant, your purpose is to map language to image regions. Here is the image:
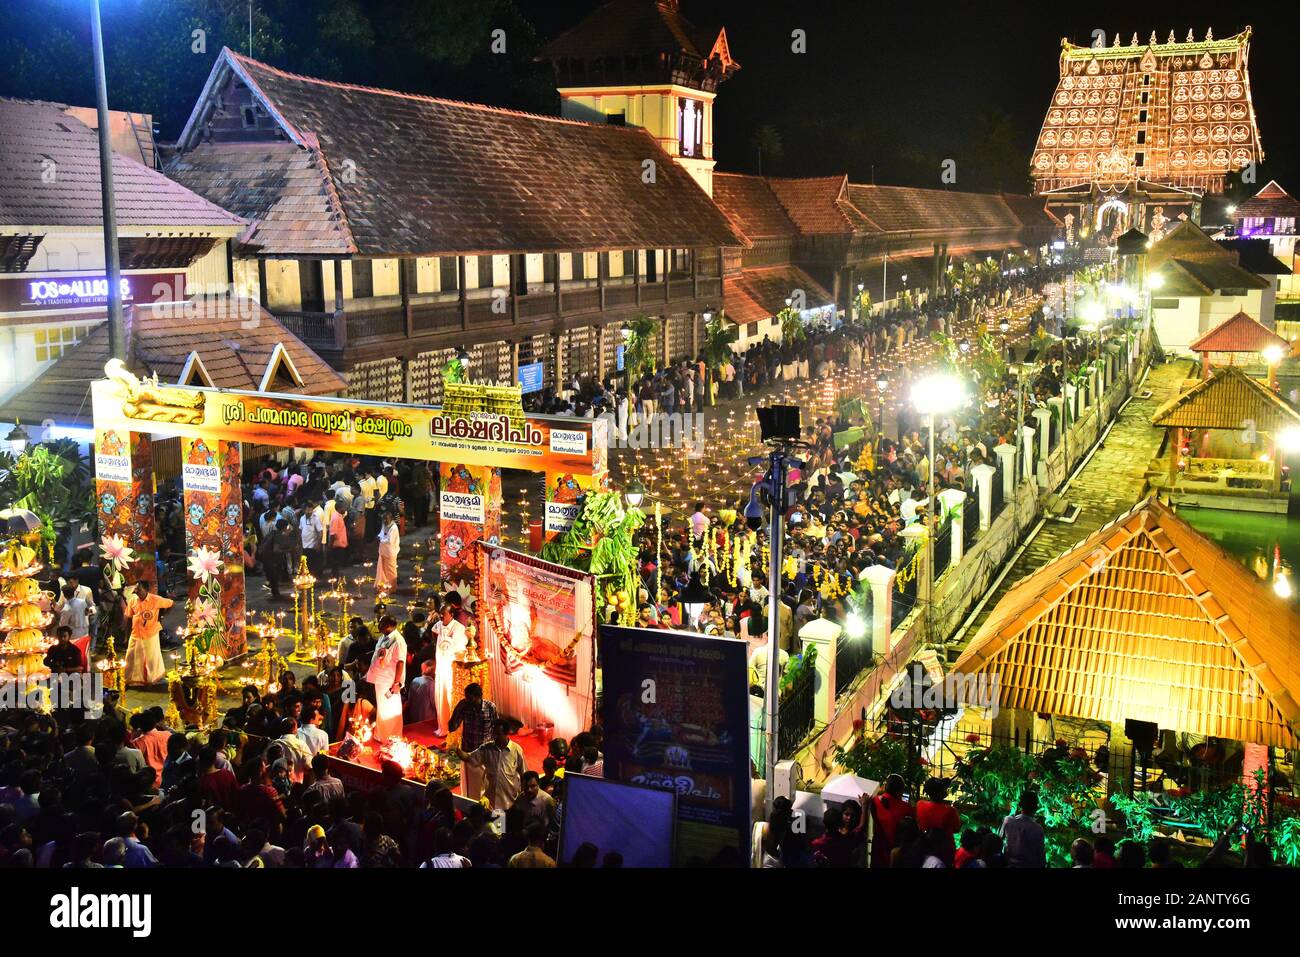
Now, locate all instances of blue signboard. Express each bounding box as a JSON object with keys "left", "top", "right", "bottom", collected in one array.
[
  {"left": 616, "top": 344, "right": 625, "bottom": 372},
  {"left": 517, "top": 361, "right": 544, "bottom": 394},
  {"left": 599, "top": 624, "right": 752, "bottom": 865}
]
